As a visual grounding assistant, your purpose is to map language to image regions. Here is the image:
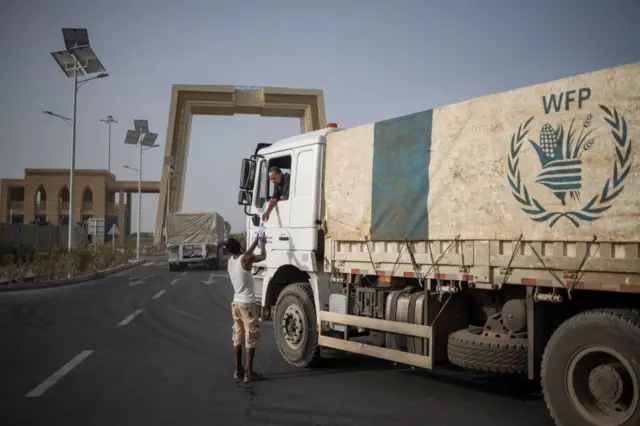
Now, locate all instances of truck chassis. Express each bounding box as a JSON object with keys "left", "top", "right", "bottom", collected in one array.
[{"left": 263, "top": 237, "right": 640, "bottom": 426}]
